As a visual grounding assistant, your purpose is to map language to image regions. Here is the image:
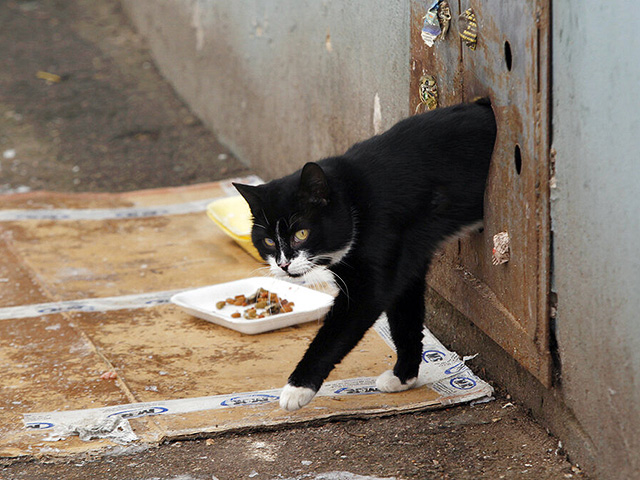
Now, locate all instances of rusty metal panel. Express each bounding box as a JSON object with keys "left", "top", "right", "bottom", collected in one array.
[
  {"left": 411, "top": 0, "right": 552, "bottom": 385},
  {"left": 410, "top": 0, "right": 463, "bottom": 111}
]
